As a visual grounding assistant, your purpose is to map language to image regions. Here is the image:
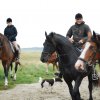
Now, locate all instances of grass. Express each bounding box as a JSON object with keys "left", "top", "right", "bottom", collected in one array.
[
  {"left": 0, "top": 51, "right": 100, "bottom": 90},
  {"left": 0, "top": 51, "right": 54, "bottom": 90}
]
